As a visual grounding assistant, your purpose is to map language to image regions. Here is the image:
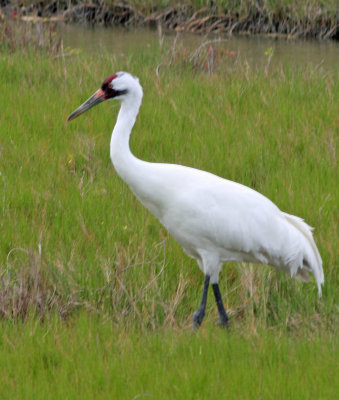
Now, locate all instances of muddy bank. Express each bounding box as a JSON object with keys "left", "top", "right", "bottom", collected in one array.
[{"left": 1, "top": 1, "right": 338, "bottom": 40}]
